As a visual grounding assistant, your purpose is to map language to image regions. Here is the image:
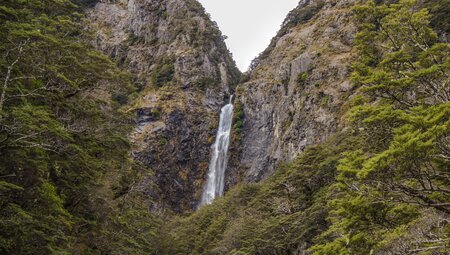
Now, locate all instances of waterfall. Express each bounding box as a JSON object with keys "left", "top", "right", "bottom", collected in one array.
[{"left": 200, "top": 96, "right": 234, "bottom": 206}]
